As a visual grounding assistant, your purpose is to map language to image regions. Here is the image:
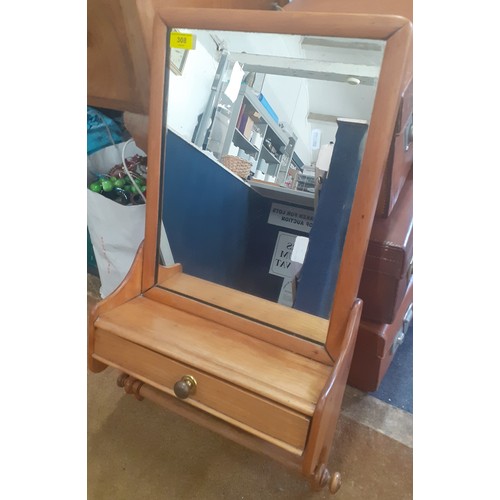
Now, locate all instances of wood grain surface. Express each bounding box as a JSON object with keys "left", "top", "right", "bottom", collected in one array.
[
  {"left": 157, "top": 272, "right": 329, "bottom": 344},
  {"left": 95, "top": 296, "right": 331, "bottom": 415},
  {"left": 94, "top": 330, "right": 310, "bottom": 452}
]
